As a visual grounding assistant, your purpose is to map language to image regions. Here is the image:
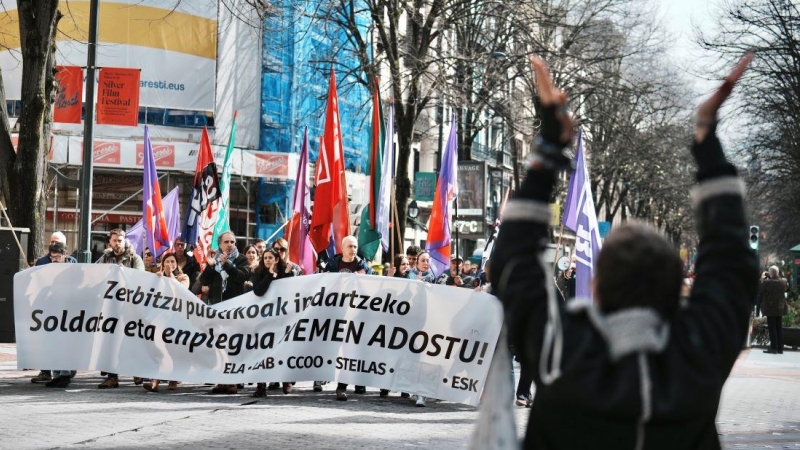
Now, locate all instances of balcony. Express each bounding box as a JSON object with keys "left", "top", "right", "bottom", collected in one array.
[
  {"left": 471, "top": 141, "right": 494, "bottom": 162},
  {"left": 470, "top": 141, "right": 514, "bottom": 169}
]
